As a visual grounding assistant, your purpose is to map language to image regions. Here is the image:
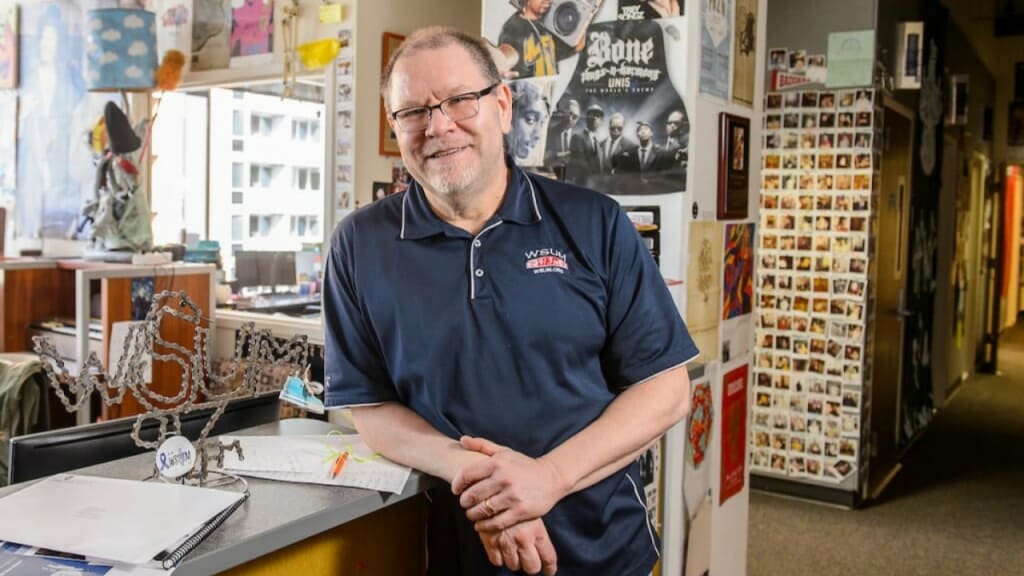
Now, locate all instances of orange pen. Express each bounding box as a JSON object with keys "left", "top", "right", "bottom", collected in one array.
[{"left": 330, "top": 451, "right": 349, "bottom": 479}]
